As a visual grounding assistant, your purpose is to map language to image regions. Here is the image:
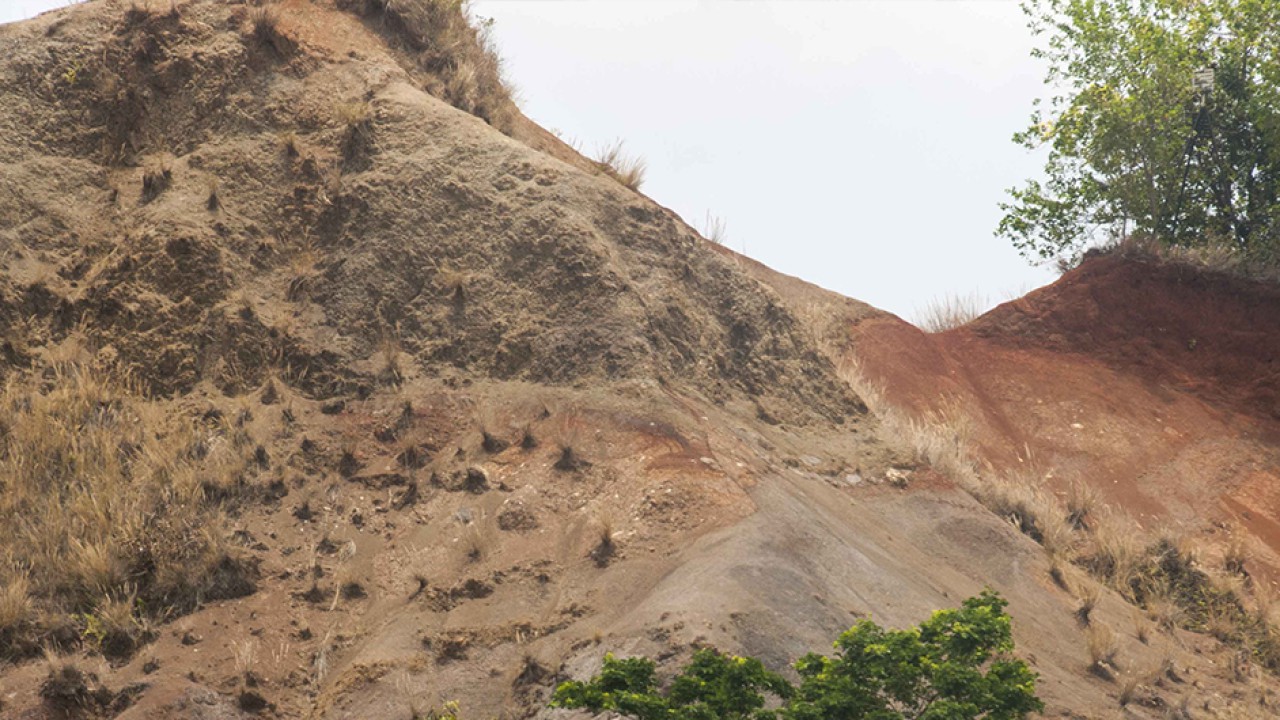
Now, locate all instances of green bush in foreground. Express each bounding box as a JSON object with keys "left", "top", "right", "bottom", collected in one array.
[{"left": 553, "top": 590, "right": 1043, "bottom": 720}]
